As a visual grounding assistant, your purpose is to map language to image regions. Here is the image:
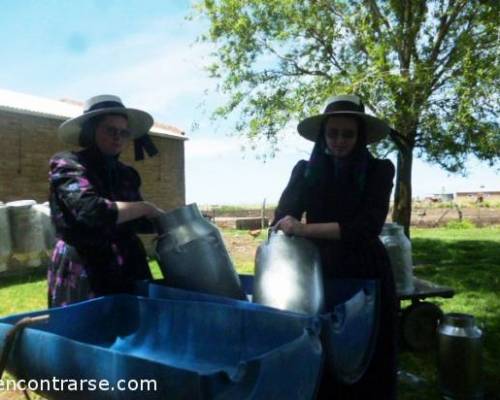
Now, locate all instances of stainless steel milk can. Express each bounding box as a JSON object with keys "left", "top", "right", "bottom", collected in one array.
[
  {"left": 438, "top": 313, "right": 483, "bottom": 400},
  {"left": 379, "top": 223, "right": 414, "bottom": 293},
  {"left": 0, "top": 203, "right": 11, "bottom": 272},
  {"left": 155, "top": 203, "right": 246, "bottom": 300},
  {"left": 254, "top": 230, "right": 324, "bottom": 315},
  {"left": 6, "top": 200, "right": 46, "bottom": 268}
]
